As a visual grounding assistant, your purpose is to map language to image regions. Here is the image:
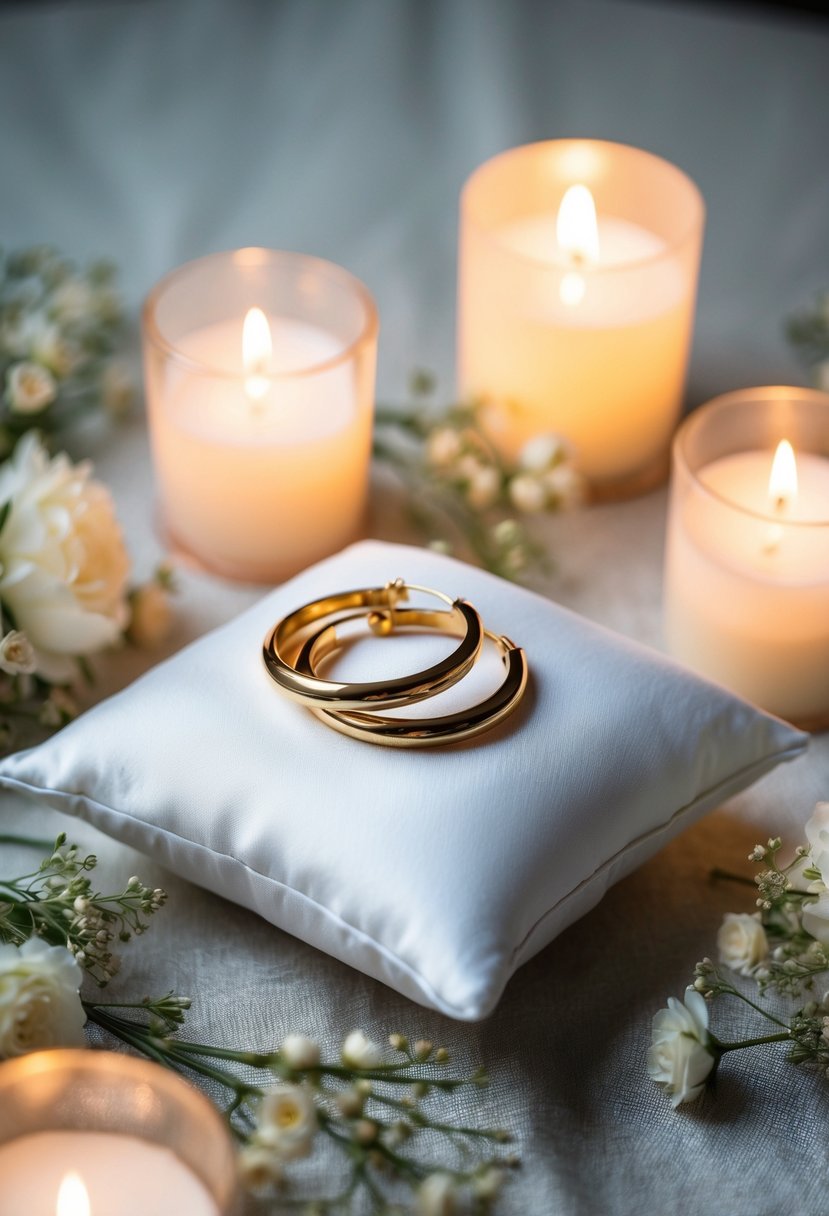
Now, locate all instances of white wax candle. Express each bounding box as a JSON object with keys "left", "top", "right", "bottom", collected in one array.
[
  {"left": 461, "top": 211, "right": 695, "bottom": 484},
  {"left": 148, "top": 314, "right": 372, "bottom": 582},
  {"left": 0, "top": 1130, "right": 218, "bottom": 1215},
  {"left": 665, "top": 448, "right": 829, "bottom": 725}
]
